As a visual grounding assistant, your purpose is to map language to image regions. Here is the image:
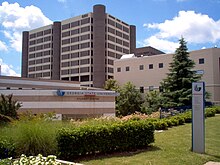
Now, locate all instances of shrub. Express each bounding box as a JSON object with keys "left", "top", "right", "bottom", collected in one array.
[
  {"left": 0, "top": 139, "right": 15, "bottom": 159},
  {"left": 153, "top": 120, "right": 168, "bottom": 130},
  {"left": 205, "top": 108, "right": 216, "bottom": 117},
  {"left": 57, "top": 120, "right": 155, "bottom": 160}
]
